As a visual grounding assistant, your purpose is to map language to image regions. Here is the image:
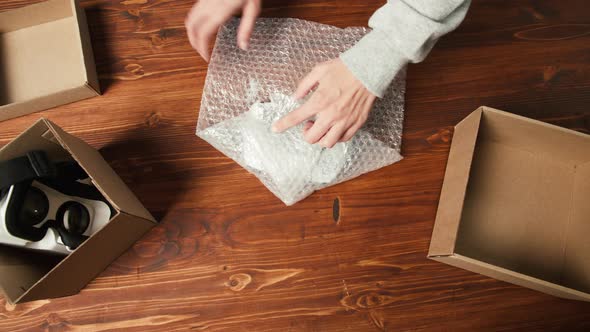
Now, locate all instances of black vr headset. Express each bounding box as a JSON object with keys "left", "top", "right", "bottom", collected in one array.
[{"left": 0, "top": 151, "right": 114, "bottom": 255}]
